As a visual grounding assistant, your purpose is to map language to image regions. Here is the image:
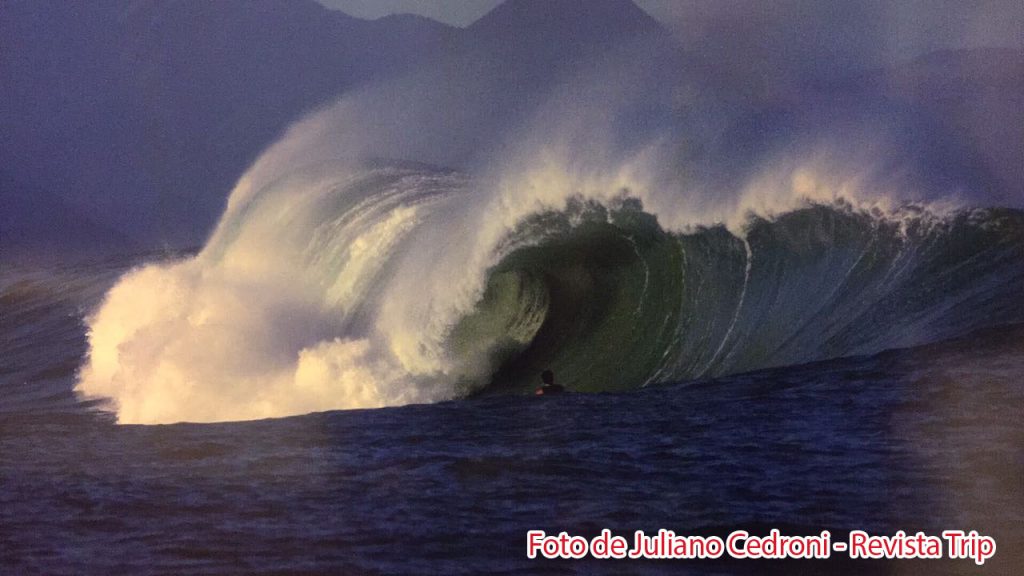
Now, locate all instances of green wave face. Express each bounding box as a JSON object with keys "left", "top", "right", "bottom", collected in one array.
[{"left": 458, "top": 200, "right": 1024, "bottom": 395}]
